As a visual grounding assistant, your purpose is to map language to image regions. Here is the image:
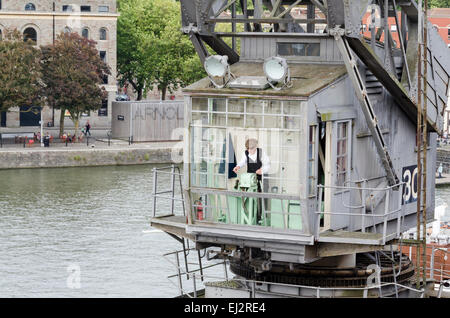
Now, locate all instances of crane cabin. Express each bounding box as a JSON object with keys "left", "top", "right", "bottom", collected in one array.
[{"left": 150, "top": 0, "right": 450, "bottom": 297}]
